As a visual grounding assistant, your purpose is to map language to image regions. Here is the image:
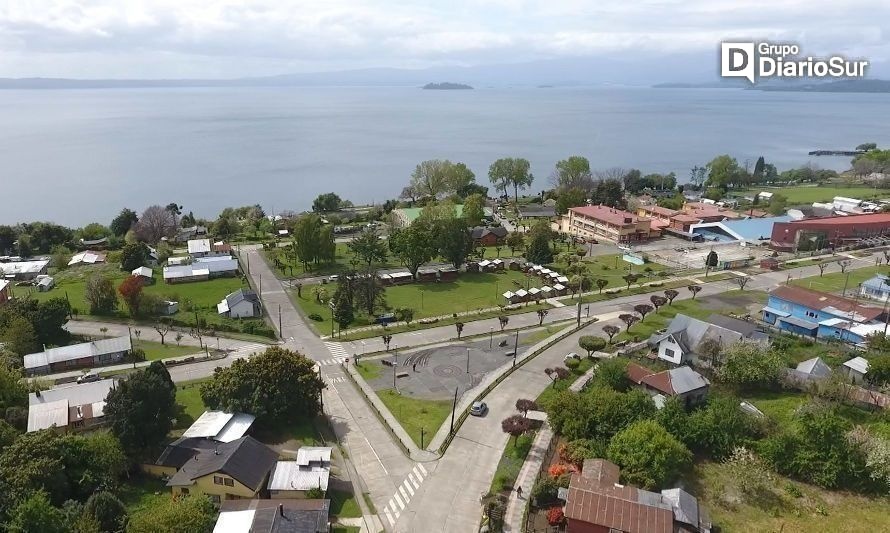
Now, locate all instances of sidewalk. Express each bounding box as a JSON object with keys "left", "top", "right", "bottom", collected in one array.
[{"left": 503, "top": 420, "right": 552, "bottom": 532}]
